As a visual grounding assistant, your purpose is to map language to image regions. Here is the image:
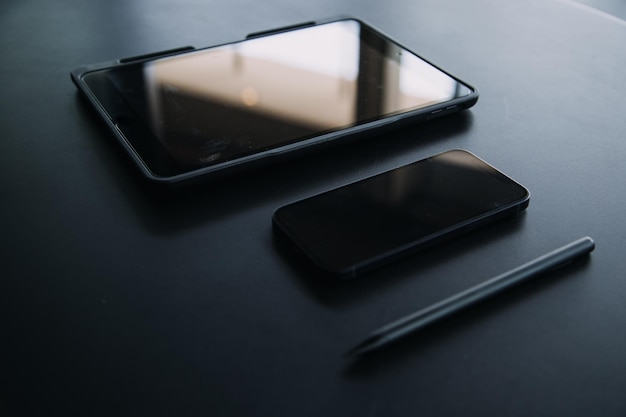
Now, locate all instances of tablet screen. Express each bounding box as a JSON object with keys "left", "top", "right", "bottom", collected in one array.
[{"left": 81, "top": 19, "right": 474, "bottom": 177}]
